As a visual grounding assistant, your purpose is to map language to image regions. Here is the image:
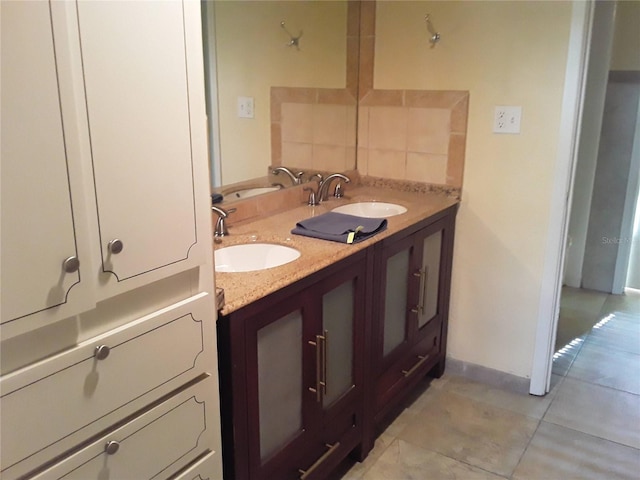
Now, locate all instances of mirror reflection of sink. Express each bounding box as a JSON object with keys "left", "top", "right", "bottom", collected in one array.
[
  {"left": 215, "top": 243, "right": 300, "bottom": 273},
  {"left": 332, "top": 202, "right": 407, "bottom": 218},
  {"left": 228, "top": 186, "right": 282, "bottom": 200}
]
